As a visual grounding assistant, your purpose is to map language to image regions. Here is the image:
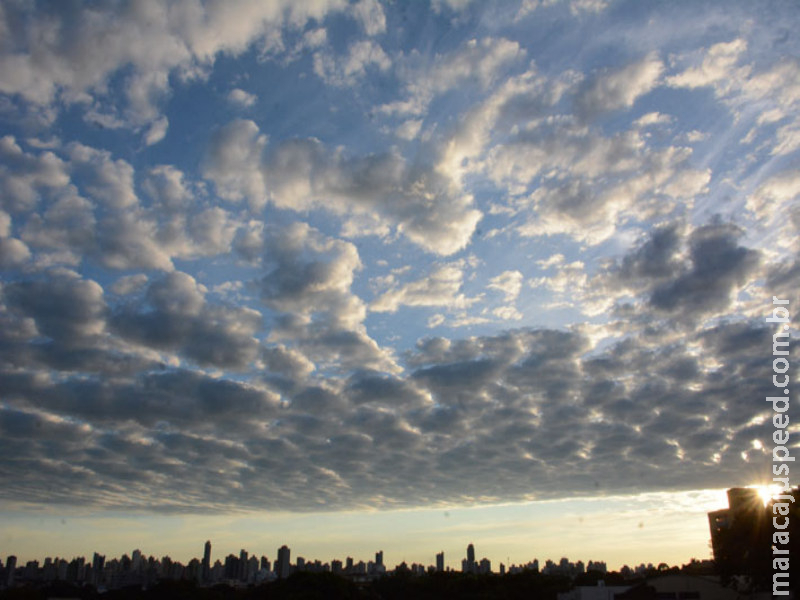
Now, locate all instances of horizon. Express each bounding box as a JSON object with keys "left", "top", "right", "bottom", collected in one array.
[
  {"left": 0, "top": 0, "right": 798, "bottom": 576},
  {"left": 3, "top": 487, "right": 732, "bottom": 569}
]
